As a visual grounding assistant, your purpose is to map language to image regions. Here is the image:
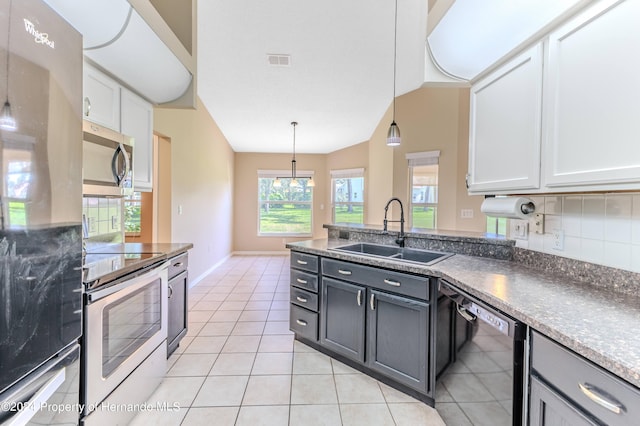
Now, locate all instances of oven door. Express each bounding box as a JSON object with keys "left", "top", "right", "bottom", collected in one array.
[{"left": 83, "top": 263, "right": 168, "bottom": 411}]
